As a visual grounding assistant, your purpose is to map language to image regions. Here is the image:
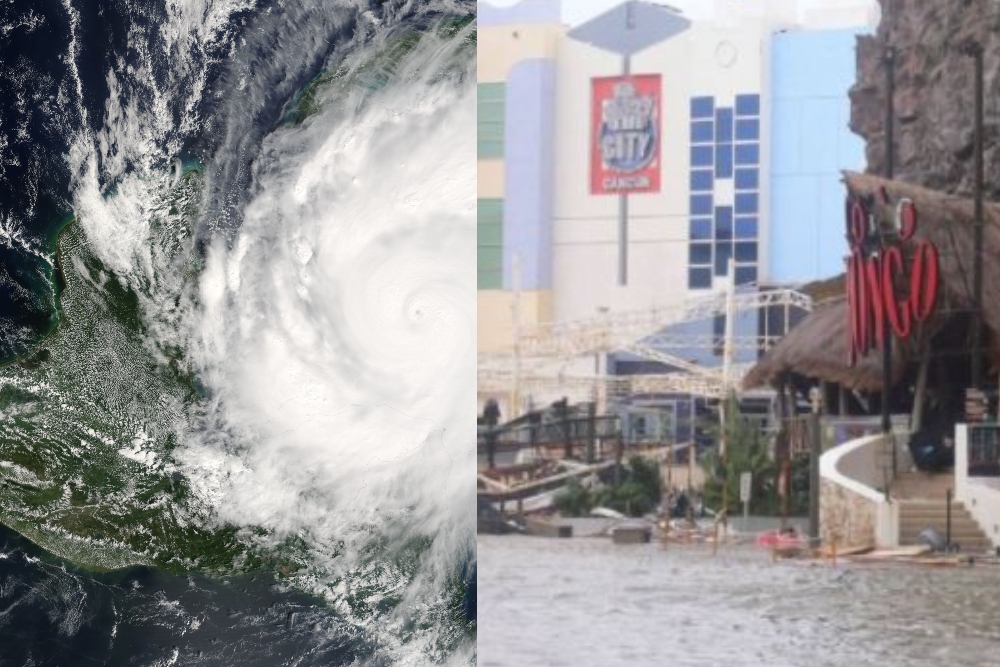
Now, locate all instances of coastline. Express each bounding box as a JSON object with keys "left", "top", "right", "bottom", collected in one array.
[{"left": 0, "top": 212, "right": 75, "bottom": 369}]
